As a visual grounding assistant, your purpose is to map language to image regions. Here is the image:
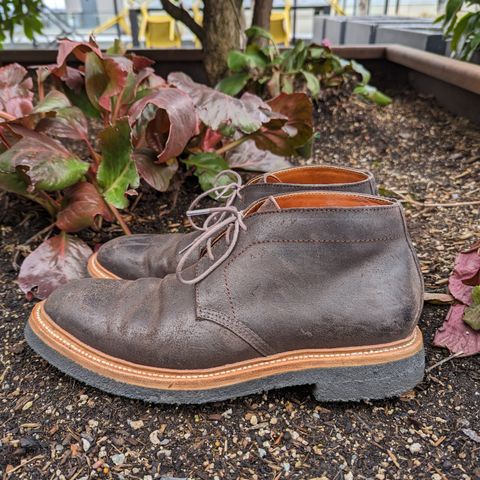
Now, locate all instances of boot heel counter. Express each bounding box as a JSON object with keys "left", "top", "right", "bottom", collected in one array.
[{"left": 398, "top": 207, "right": 424, "bottom": 331}]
